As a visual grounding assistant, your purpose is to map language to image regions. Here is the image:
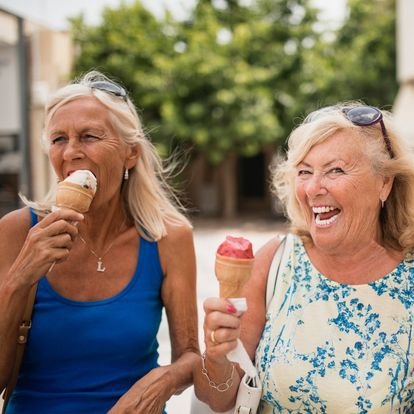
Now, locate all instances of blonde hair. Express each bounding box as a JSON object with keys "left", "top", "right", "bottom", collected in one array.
[
  {"left": 271, "top": 102, "right": 414, "bottom": 255},
  {"left": 27, "top": 70, "right": 191, "bottom": 240}
]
